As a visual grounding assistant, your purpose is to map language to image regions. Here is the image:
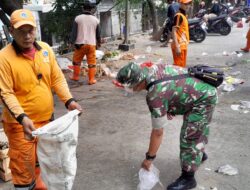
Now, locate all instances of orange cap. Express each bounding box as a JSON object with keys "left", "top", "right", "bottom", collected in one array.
[
  {"left": 179, "top": 0, "right": 192, "bottom": 4},
  {"left": 10, "top": 9, "right": 36, "bottom": 29}
]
